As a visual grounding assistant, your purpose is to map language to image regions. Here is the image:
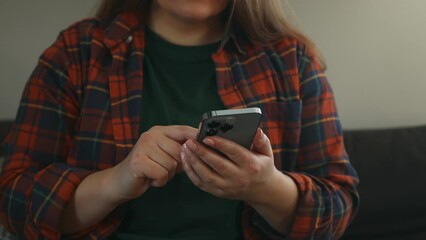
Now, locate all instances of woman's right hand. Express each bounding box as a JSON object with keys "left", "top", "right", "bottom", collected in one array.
[{"left": 108, "top": 125, "right": 198, "bottom": 203}]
